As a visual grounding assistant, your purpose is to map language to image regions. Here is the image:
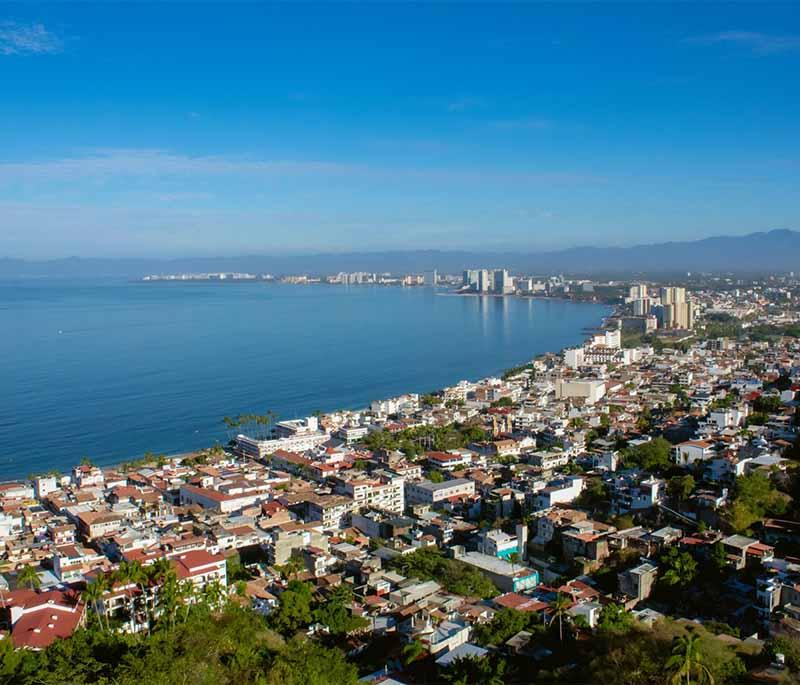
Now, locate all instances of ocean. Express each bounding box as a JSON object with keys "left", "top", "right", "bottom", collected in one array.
[{"left": 1, "top": 279, "right": 610, "bottom": 479}]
